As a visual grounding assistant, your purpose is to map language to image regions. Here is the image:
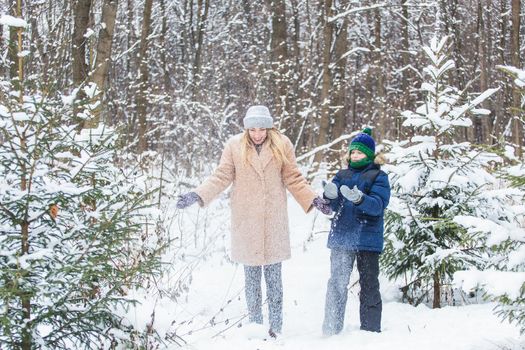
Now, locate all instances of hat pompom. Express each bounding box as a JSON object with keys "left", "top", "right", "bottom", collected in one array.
[{"left": 362, "top": 127, "right": 372, "bottom": 136}]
